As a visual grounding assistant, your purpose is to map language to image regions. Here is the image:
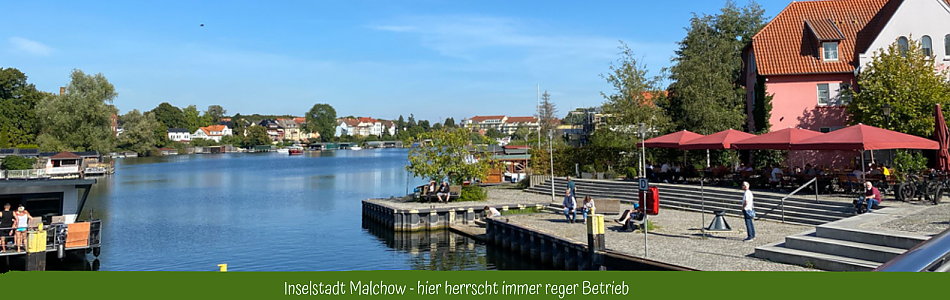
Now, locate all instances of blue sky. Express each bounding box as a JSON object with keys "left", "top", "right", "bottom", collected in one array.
[{"left": 3, "top": 0, "right": 788, "bottom": 122}]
